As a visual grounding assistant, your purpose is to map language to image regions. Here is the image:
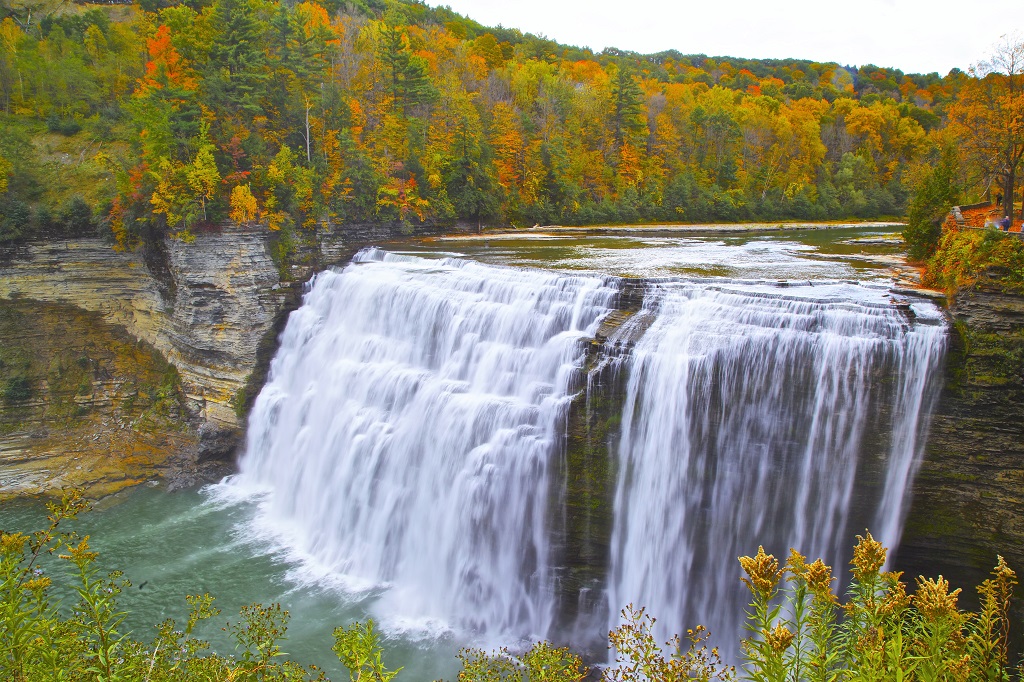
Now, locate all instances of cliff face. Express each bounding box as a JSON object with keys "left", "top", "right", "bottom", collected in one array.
[
  {"left": 897, "top": 275, "right": 1024, "bottom": 611},
  {"left": 0, "top": 300, "right": 201, "bottom": 499},
  {"left": 0, "top": 223, "right": 473, "bottom": 498},
  {"left": 0, "top": 232, "right": 286, "bottom": 430}
]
